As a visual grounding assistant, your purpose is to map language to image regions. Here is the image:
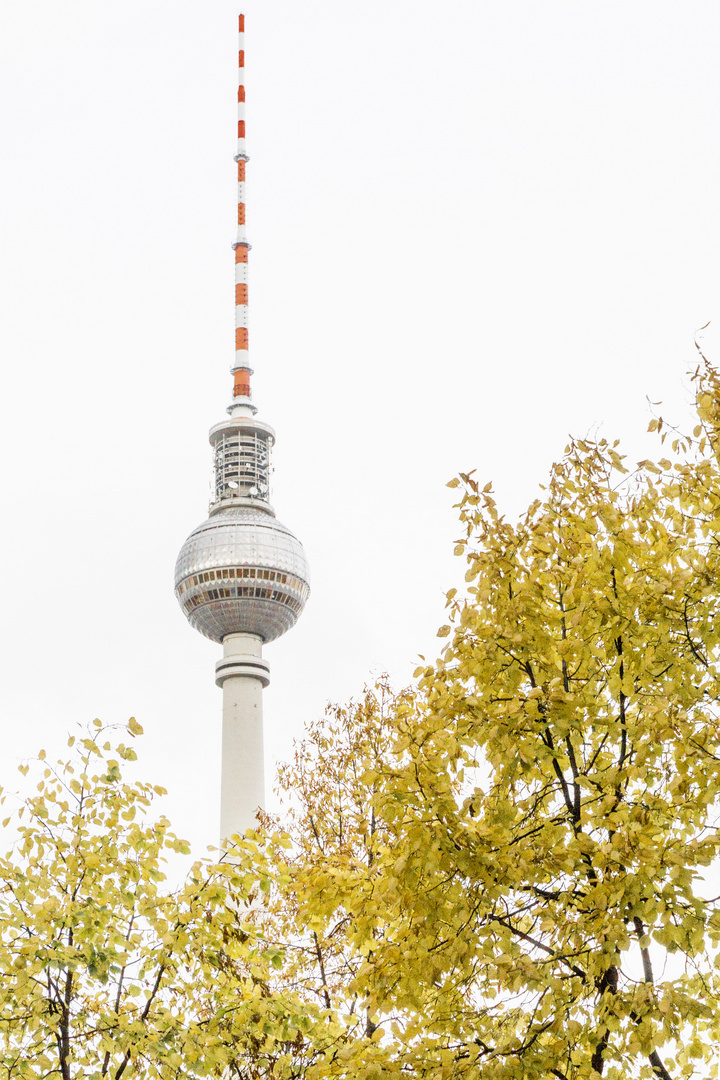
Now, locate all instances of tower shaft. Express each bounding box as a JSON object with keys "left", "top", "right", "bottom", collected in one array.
[{"left": 215, "top": 633, "right": 269, "bottom": 837}]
